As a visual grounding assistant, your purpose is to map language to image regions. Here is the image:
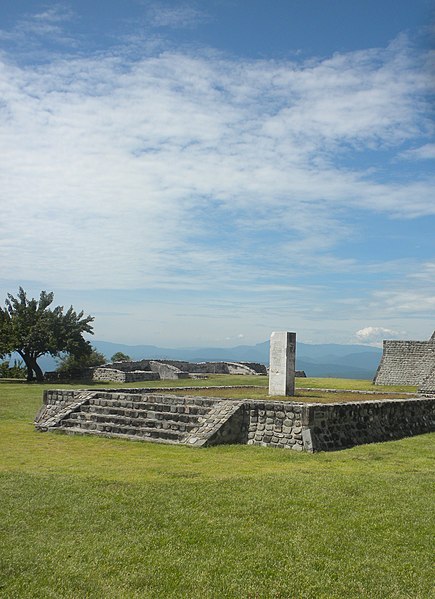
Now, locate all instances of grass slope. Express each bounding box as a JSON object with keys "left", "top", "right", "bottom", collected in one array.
[{"left": 0, "top": 379, "right": 433, "bottom": 598}]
